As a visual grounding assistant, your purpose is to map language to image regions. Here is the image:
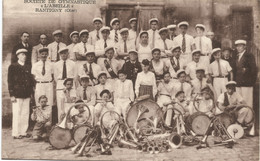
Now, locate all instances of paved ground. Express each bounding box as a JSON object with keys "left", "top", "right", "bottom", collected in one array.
[{"left": 1, "top": 128, "right": 259, "bottom": 161}]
